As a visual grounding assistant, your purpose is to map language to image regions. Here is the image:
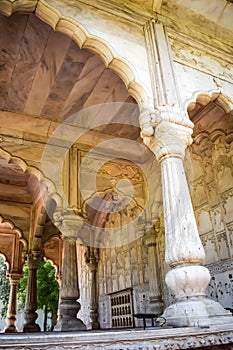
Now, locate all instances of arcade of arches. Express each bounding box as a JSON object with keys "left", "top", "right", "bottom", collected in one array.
[{"left": 0, "top": 0, "right": 233, "bottom": 348}]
